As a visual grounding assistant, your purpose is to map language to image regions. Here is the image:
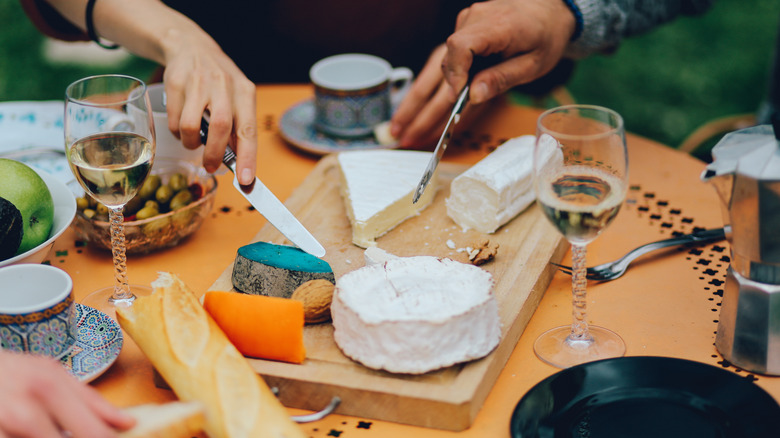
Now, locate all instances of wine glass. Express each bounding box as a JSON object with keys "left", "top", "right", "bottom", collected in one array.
[
  {"left": 532, "top": 104, "right": 628, "bottom": 368},
  {"left": 64, "top": 74, "right": 156, "bottom": 318}
]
